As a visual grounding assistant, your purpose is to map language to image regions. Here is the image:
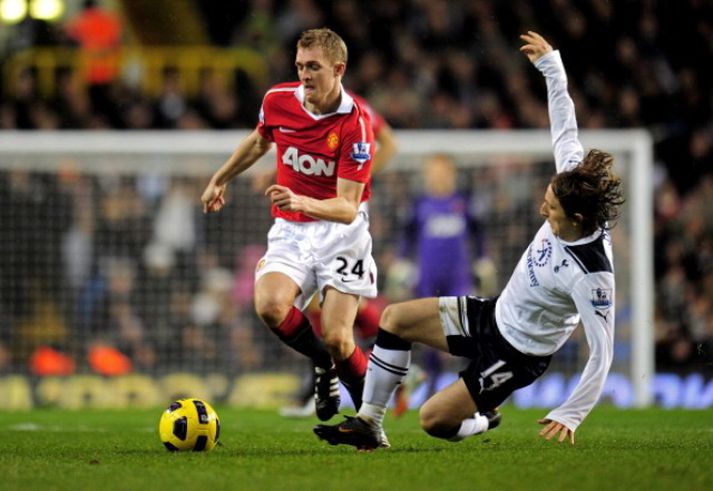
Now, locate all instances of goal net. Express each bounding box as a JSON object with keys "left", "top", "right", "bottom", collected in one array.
[{"left": 0, "top": 130, "right": 654, "bottom": 407}]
